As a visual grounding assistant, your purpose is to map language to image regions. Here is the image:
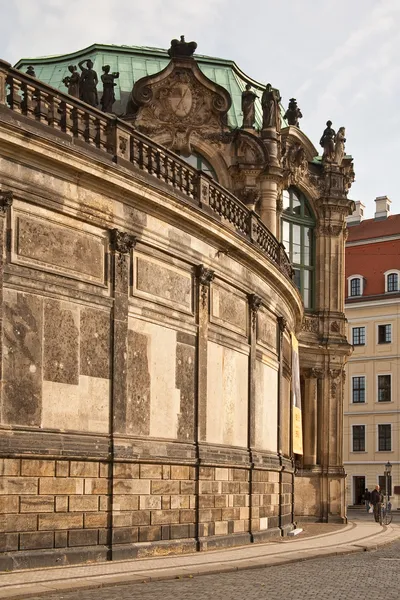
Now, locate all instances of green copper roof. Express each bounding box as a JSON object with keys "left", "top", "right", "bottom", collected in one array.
[{"left": 15, "top": 43, "right": 282, "bottom": 129}]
